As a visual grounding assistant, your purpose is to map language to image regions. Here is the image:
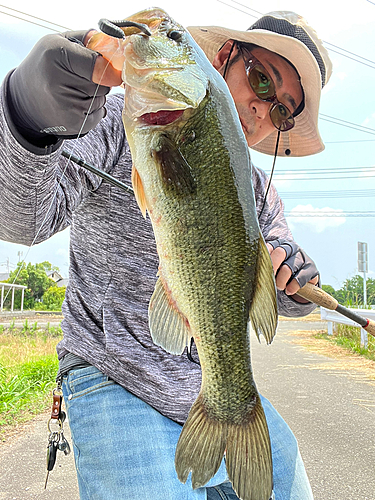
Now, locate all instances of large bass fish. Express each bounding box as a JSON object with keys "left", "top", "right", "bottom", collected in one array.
[{"left": 89, "top": 8, "right": 278, "bottom": 500}]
